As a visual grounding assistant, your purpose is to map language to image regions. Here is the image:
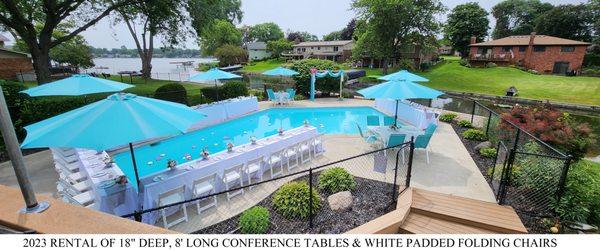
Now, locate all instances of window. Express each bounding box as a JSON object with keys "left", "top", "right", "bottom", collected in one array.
[
  {"left": 317, "top": 47, "right": 321, "bottom": 50},
  {"left": 502, "top": 46, "right": 512, "bottom": 52},
  {"left": 561, "top": 46, "right": 575, "bottom": 52},
  {"left": 333, "top": 46, "right": 339, "bottom": 52},
  {"left": 533, "top": 46, "right": 546, "bottom": 52},
  {"left": 519, "top": 46, "right": 527, "bottom": 52},
  {"left": 311, "top": 47, "right": 314, "bottom": 50},
  {"left": 302, "top": 48, "right": 306, "bottom": 52}
]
